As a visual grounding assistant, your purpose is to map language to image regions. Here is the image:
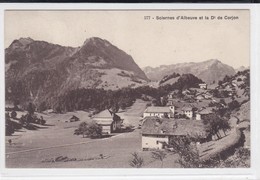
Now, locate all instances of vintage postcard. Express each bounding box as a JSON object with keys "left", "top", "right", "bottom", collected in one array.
[{"left": 1, "top": 4, "right": 259, "bottom": 179}]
